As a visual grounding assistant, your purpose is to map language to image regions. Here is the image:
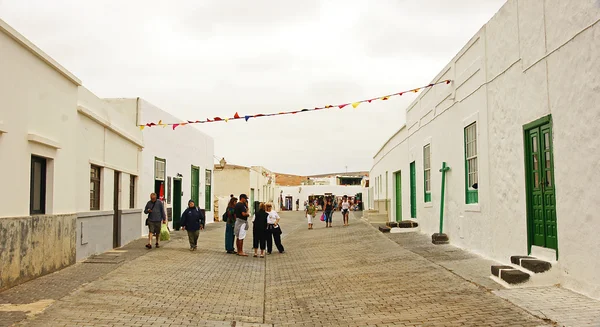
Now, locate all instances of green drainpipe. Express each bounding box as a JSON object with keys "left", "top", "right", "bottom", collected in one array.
[{"left": 432, "top": 162, "right": 450, "bottom": 245}]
